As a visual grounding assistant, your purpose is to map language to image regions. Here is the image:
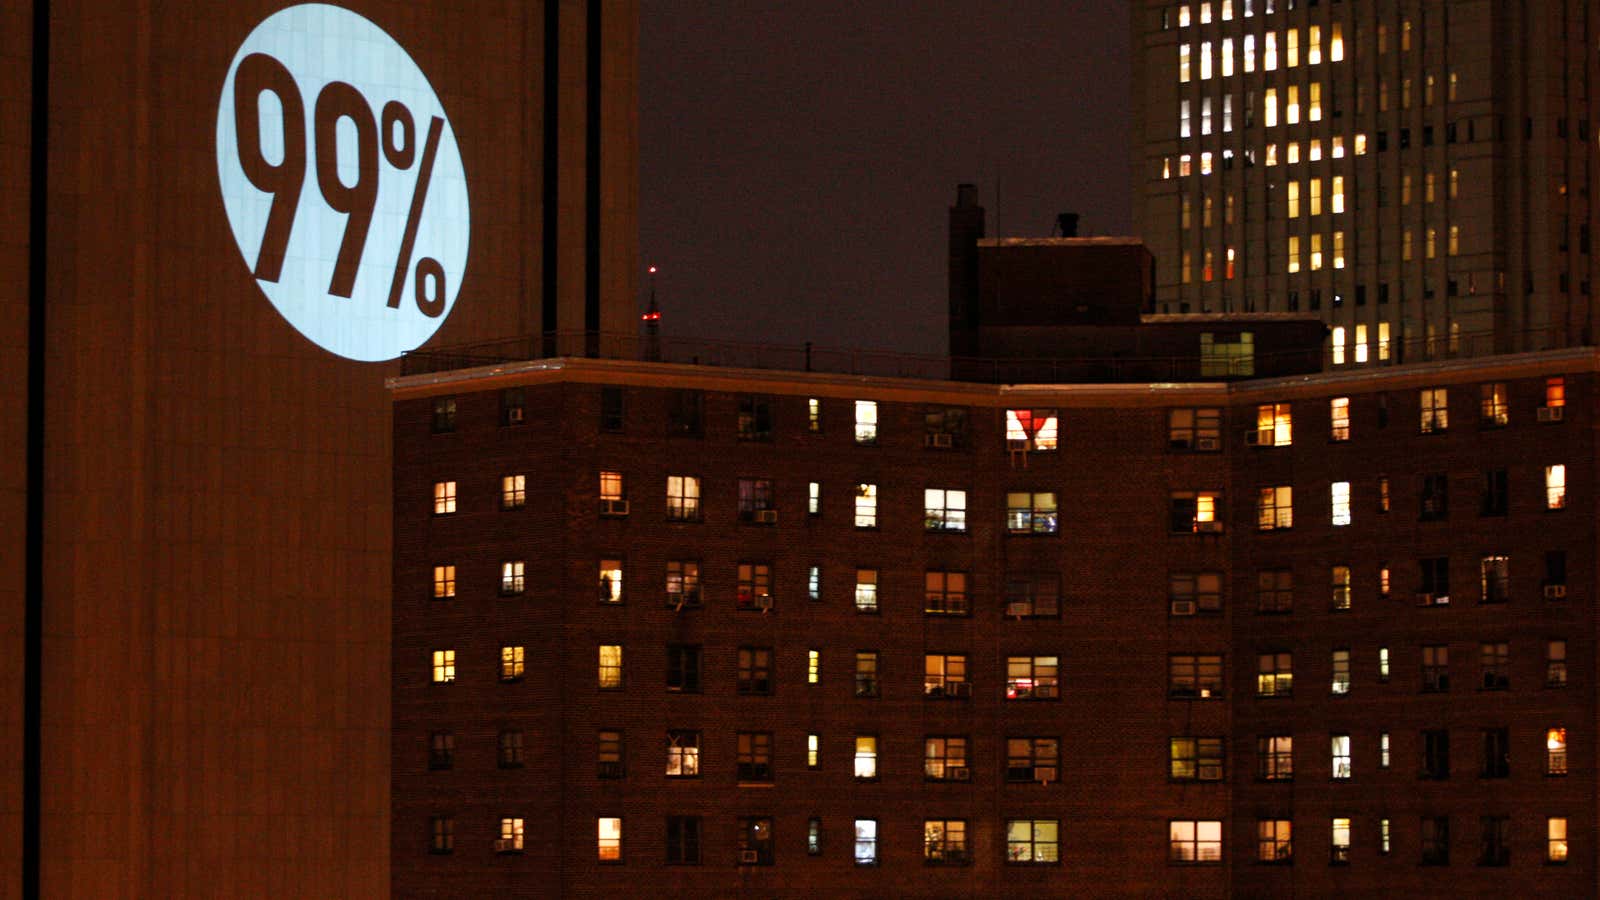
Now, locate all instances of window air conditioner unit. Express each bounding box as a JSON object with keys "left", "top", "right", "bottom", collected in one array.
[
  {"left": 1538, "top": 406, "right": 1565, "bottom": 422},
  {"left": 1170, "top": 599, "right": 1198, "bottom": 616},
  {"left": 1194, "top": 436, "right": 1220, "bottom": 451},
  {"left": 754, "top": 596, "right": 774, "bottom": 611},
  {"left": 1545, "top": 584, "right": 1568, "bottom": 599},
  {"left": 494, "top": 839, "right": 521, "bottom": 853},
  {"left": 1244, "top": 429, "right": 1265, "bottom": 446},
  {"left": 754, "top": 509, "right": 779, "bottom": 525},
  {"left": 1195, "top": 520, "right": 1224, "bottom": 534},
  {"left": 506, "top": 407, "right": 525, "bottom": 425},
  {"left": 739, "top": 850, "right": 760, "bottom": 864},
  {"left": 948, "top": 766, "right": 970, "bottom": 781},
  {"left": 600, "top": 498, "right": 629, "bottom": 516},
  {"left": 1415, "top": 592, "right": 1436, "bottom": 606},
  {"left": 1035, "top": 768, "right": 1057, "bottom": 785},
  {"left": 926, "top": 432, "right": 954, "bottom": 448},
  {"left": 947, "top": 681, "right": 972, "bottom": 699}
]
